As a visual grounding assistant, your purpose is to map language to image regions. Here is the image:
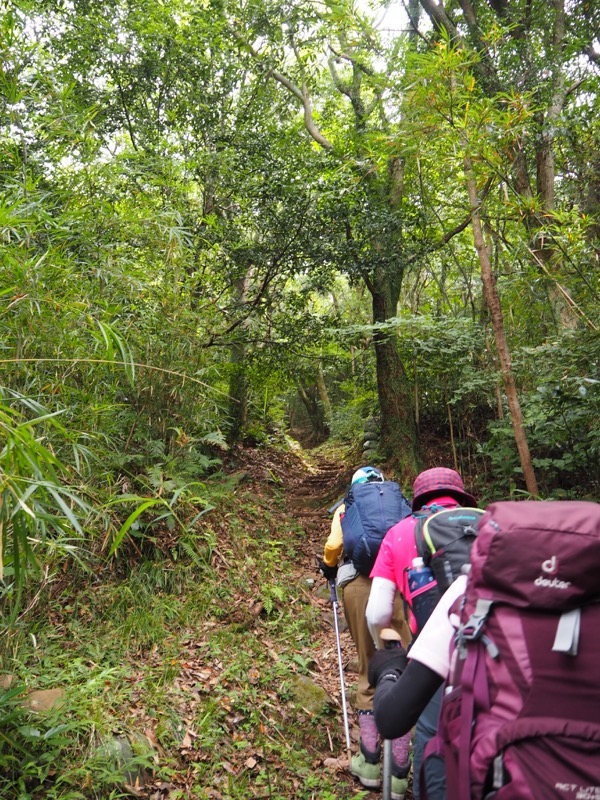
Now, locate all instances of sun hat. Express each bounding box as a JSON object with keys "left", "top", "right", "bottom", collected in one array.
[
  {"left": 351, "top": 466, "right": 385, "bottom": 485},
  {"left": 411, "top": 467, "right": 476, "bottom": 511}
]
